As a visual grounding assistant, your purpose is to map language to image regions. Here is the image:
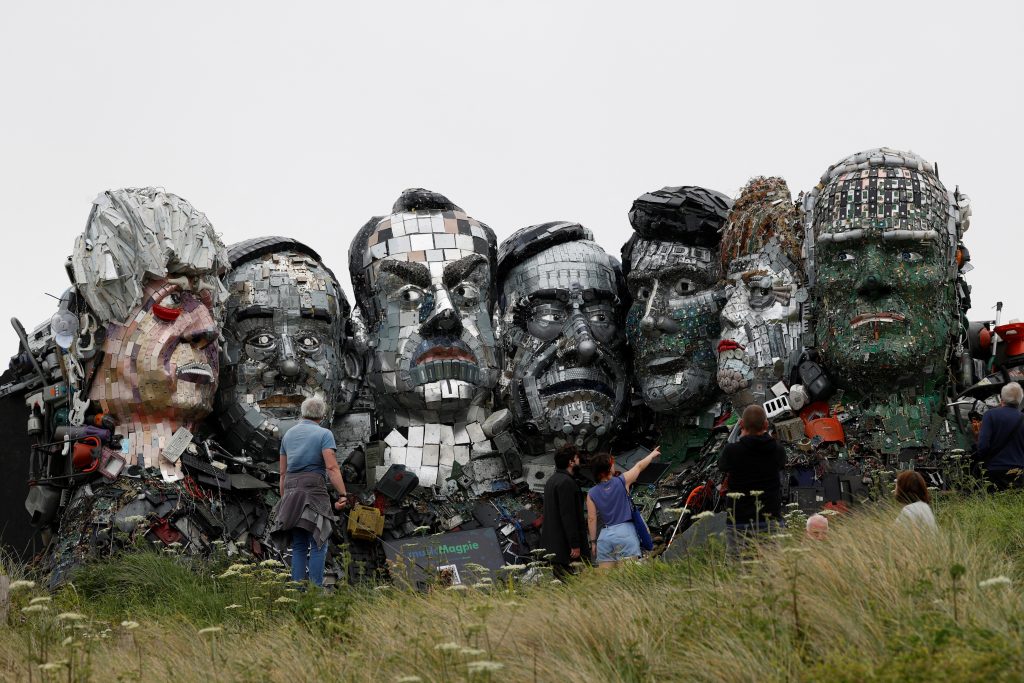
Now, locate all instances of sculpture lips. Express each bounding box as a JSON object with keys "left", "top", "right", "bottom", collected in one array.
[
  {"left": 646, "top": 356, "right": 687, "bottom": 374},
  {"left": 717, "top": 339, "right": 744, "bottom": 353},
  {"left": 414, "top": 344, "right": 476, "bottom": 366},
  {"left": 177, "top": 362, "right": 214, "bottom": 384},
  {"left": 850, "top": 312, "right": 907, "bottom": 329}
]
